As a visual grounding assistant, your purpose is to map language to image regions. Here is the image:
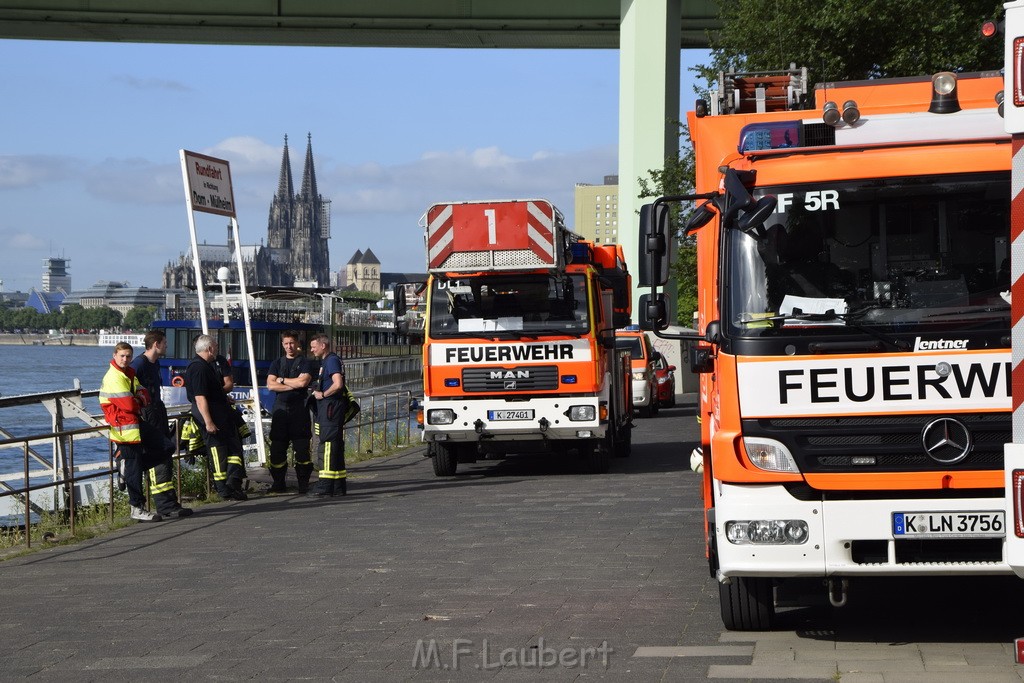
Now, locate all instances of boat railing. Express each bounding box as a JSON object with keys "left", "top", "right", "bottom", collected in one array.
[{"left": 0, "top": 386, "right": 420, "bottom": 549}]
